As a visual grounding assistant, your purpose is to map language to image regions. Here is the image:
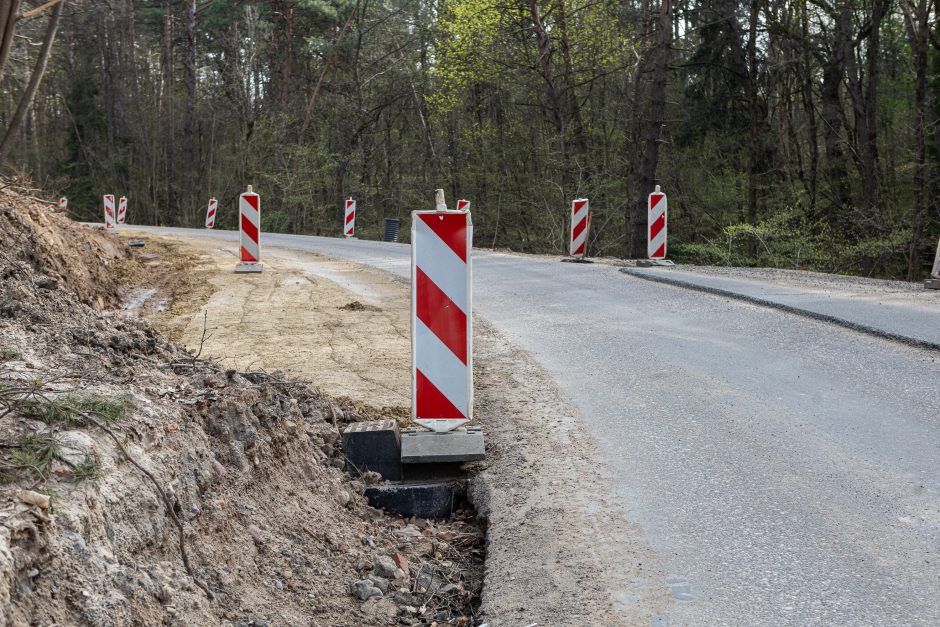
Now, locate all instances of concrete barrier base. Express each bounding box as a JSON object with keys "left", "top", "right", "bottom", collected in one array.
[
  {"left": 925, "top": 278, "right": 940, "bottom": 290},
  {"left": 400, "top": 427, "right": 485, "bottom": 463},
  {"left": 636, "top": 258, "right": 675, "bottom": 268},
  {"left": 234, "top": 262, "right": 263, "bottom": 273}
]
